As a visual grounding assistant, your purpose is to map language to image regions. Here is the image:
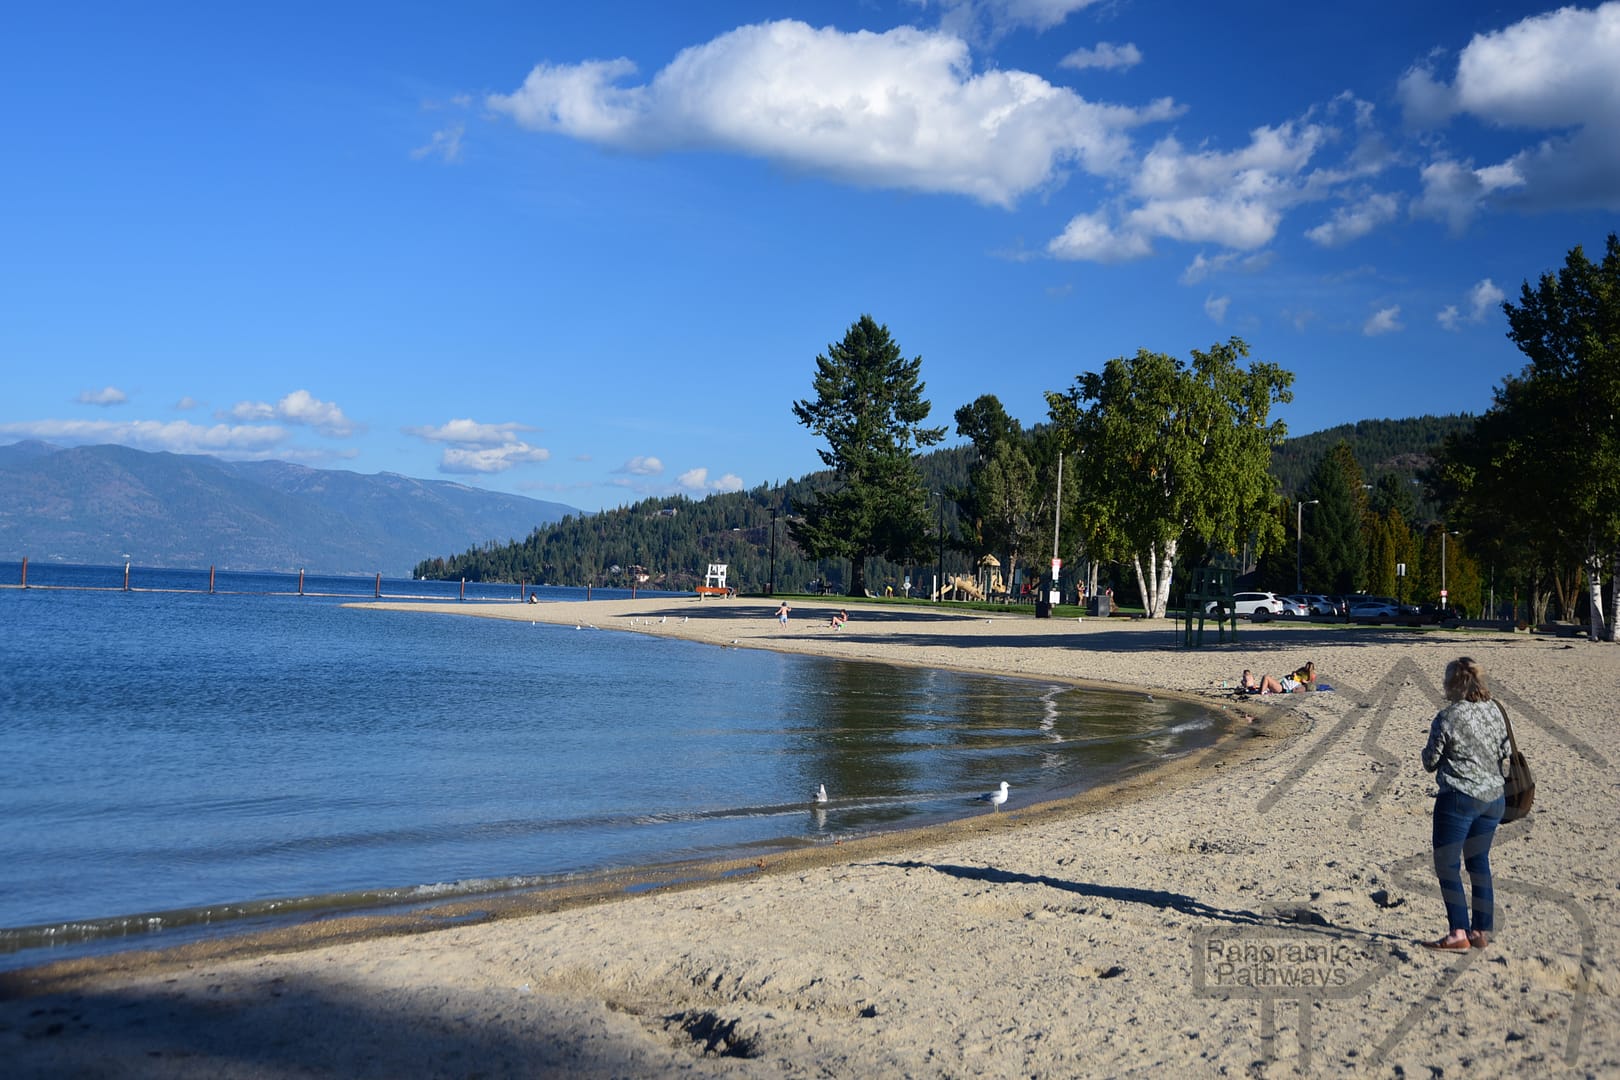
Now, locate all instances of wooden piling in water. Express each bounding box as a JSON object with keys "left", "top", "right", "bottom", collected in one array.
[
  {"left": 374, "top": 573, "right": 381, "bottom": 598},
  {"left": 209, "top": 566, "right": 215, "bottom": 593},
  {"left": 20, "top": 556, "right": 26, "bottom": 588},
  {"left": 298, "top": 569, "right": 305, "bottom": 596},
  {"left": 459, "top": 577, "right": 465, "bottom": 601},
  {"left": 123, "top": 561, "right": 130, "bottom": 591}
]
